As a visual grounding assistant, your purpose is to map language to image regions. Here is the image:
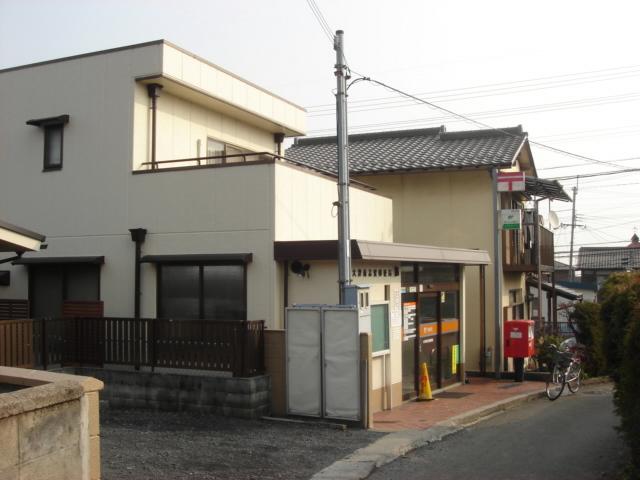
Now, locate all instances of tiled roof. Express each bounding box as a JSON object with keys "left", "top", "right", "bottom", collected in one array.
[
  {"left": 285, "top": 126, "right": 527, "bottom": 175},
  {"left": 577, "top": 247, "right": 640, "bottom": 270}
]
